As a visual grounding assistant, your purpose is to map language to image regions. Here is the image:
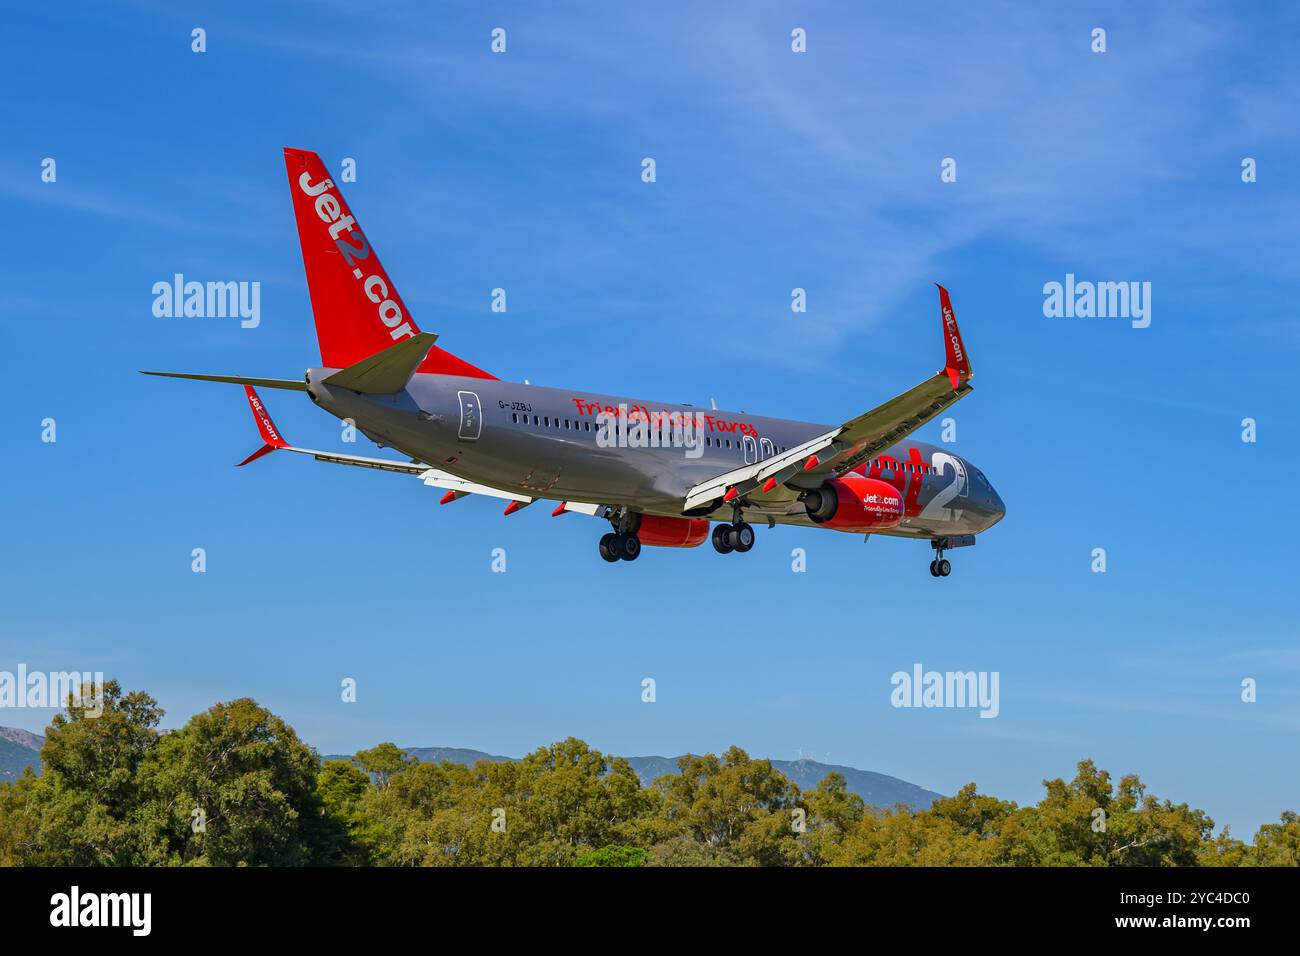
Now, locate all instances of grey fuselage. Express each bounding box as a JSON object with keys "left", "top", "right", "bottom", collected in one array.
[{"left": 305, "top": 370, "right": 1006, "bottom": 538}]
